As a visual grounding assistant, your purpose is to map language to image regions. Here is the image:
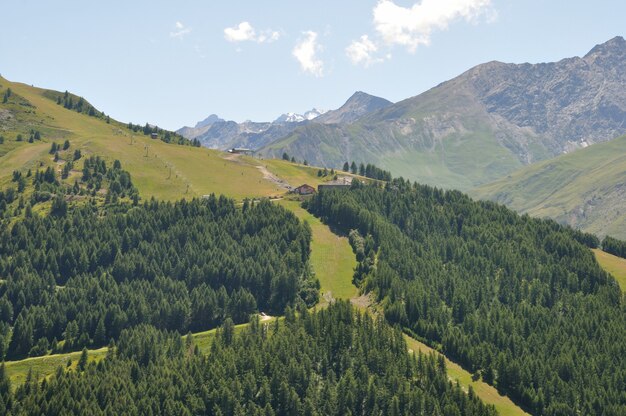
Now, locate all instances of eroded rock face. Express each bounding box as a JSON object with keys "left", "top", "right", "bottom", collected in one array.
[{"left": 467, "top": 36, "right": 626, "bottom": 152}]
